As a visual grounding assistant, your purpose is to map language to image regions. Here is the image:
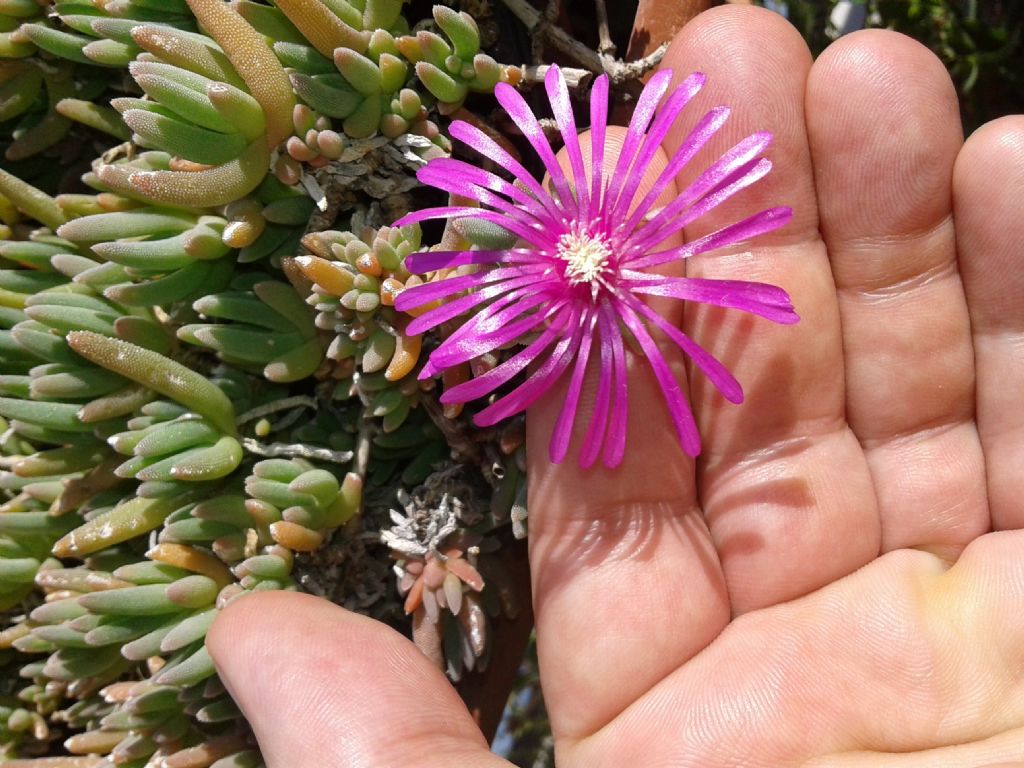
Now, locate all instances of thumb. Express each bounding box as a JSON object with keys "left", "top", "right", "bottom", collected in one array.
[{"left": 207, "top": 591, "right": 511, "bottom": 768}]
